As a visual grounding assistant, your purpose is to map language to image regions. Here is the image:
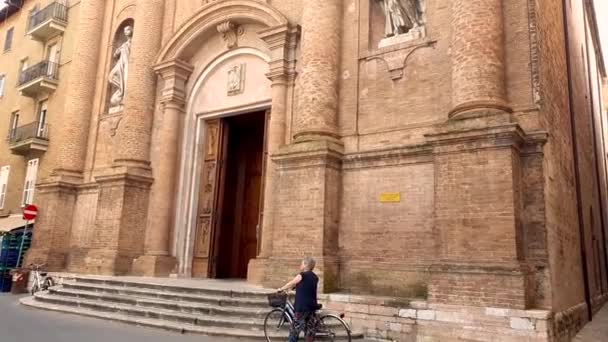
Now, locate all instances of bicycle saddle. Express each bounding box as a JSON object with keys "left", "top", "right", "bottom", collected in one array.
[{"left": 315, "top": 304, "right": 323, "bottom": 310}]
